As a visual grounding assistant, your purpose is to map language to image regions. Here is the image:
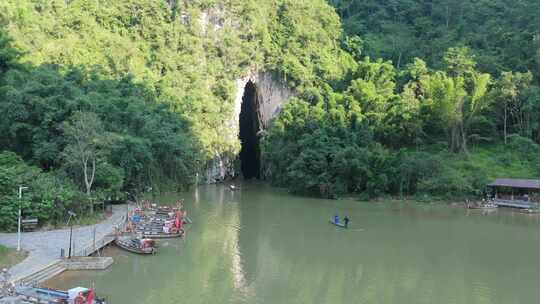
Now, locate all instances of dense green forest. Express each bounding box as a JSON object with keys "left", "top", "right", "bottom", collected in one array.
[
  {"left": 329, "top": 0, "right": 540, "bottom": 77},
  {"left": 0, "top": 0, "right": 539, "bottom": 228},
  {"left": 262, "top": 0, "right": 540, "bottom": 198},
  {"left": 0, "top": 0, "right": 351, "bottom": 228}
]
